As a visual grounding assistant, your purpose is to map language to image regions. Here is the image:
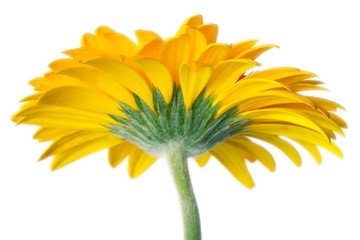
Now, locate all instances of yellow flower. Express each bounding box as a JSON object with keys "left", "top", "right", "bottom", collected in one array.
[
  {"left": 13, "top": 15, "right": 346, "bottom": 240},
  {"left": 13, "top": 15, "right": 346, "bottom": 188}
]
